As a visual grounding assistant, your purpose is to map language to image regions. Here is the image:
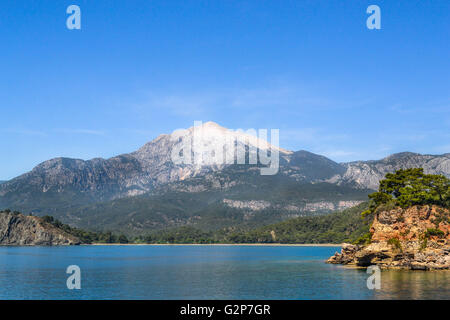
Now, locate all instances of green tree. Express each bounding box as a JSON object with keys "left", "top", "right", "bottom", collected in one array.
[
  {"left": 118, "top": 234, "right": 129, "bottom": 244},
  {"left": 363, "top": 168, "right": 450, "bottom": 216}
]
